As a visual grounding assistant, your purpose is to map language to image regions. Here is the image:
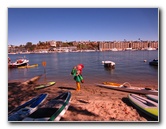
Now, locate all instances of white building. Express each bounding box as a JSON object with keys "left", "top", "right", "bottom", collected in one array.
[{"left": 49, "top": 40, "right": 56, "bottom": 47}]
